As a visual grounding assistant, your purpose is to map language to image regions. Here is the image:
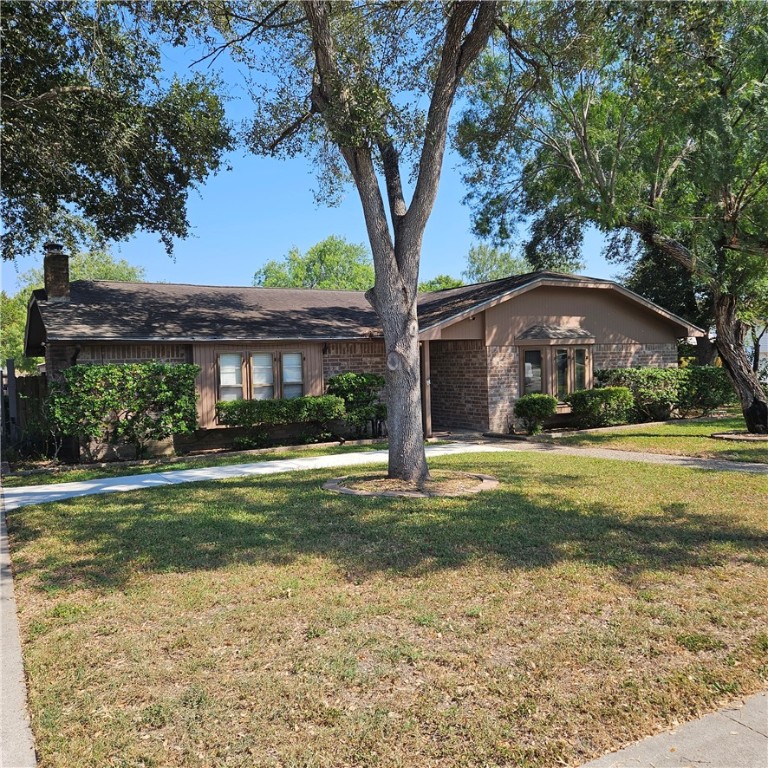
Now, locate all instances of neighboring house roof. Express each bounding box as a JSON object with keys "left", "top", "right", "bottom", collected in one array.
[{"left": 24, "top": 271, "right": 705, "bottom": 356}]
